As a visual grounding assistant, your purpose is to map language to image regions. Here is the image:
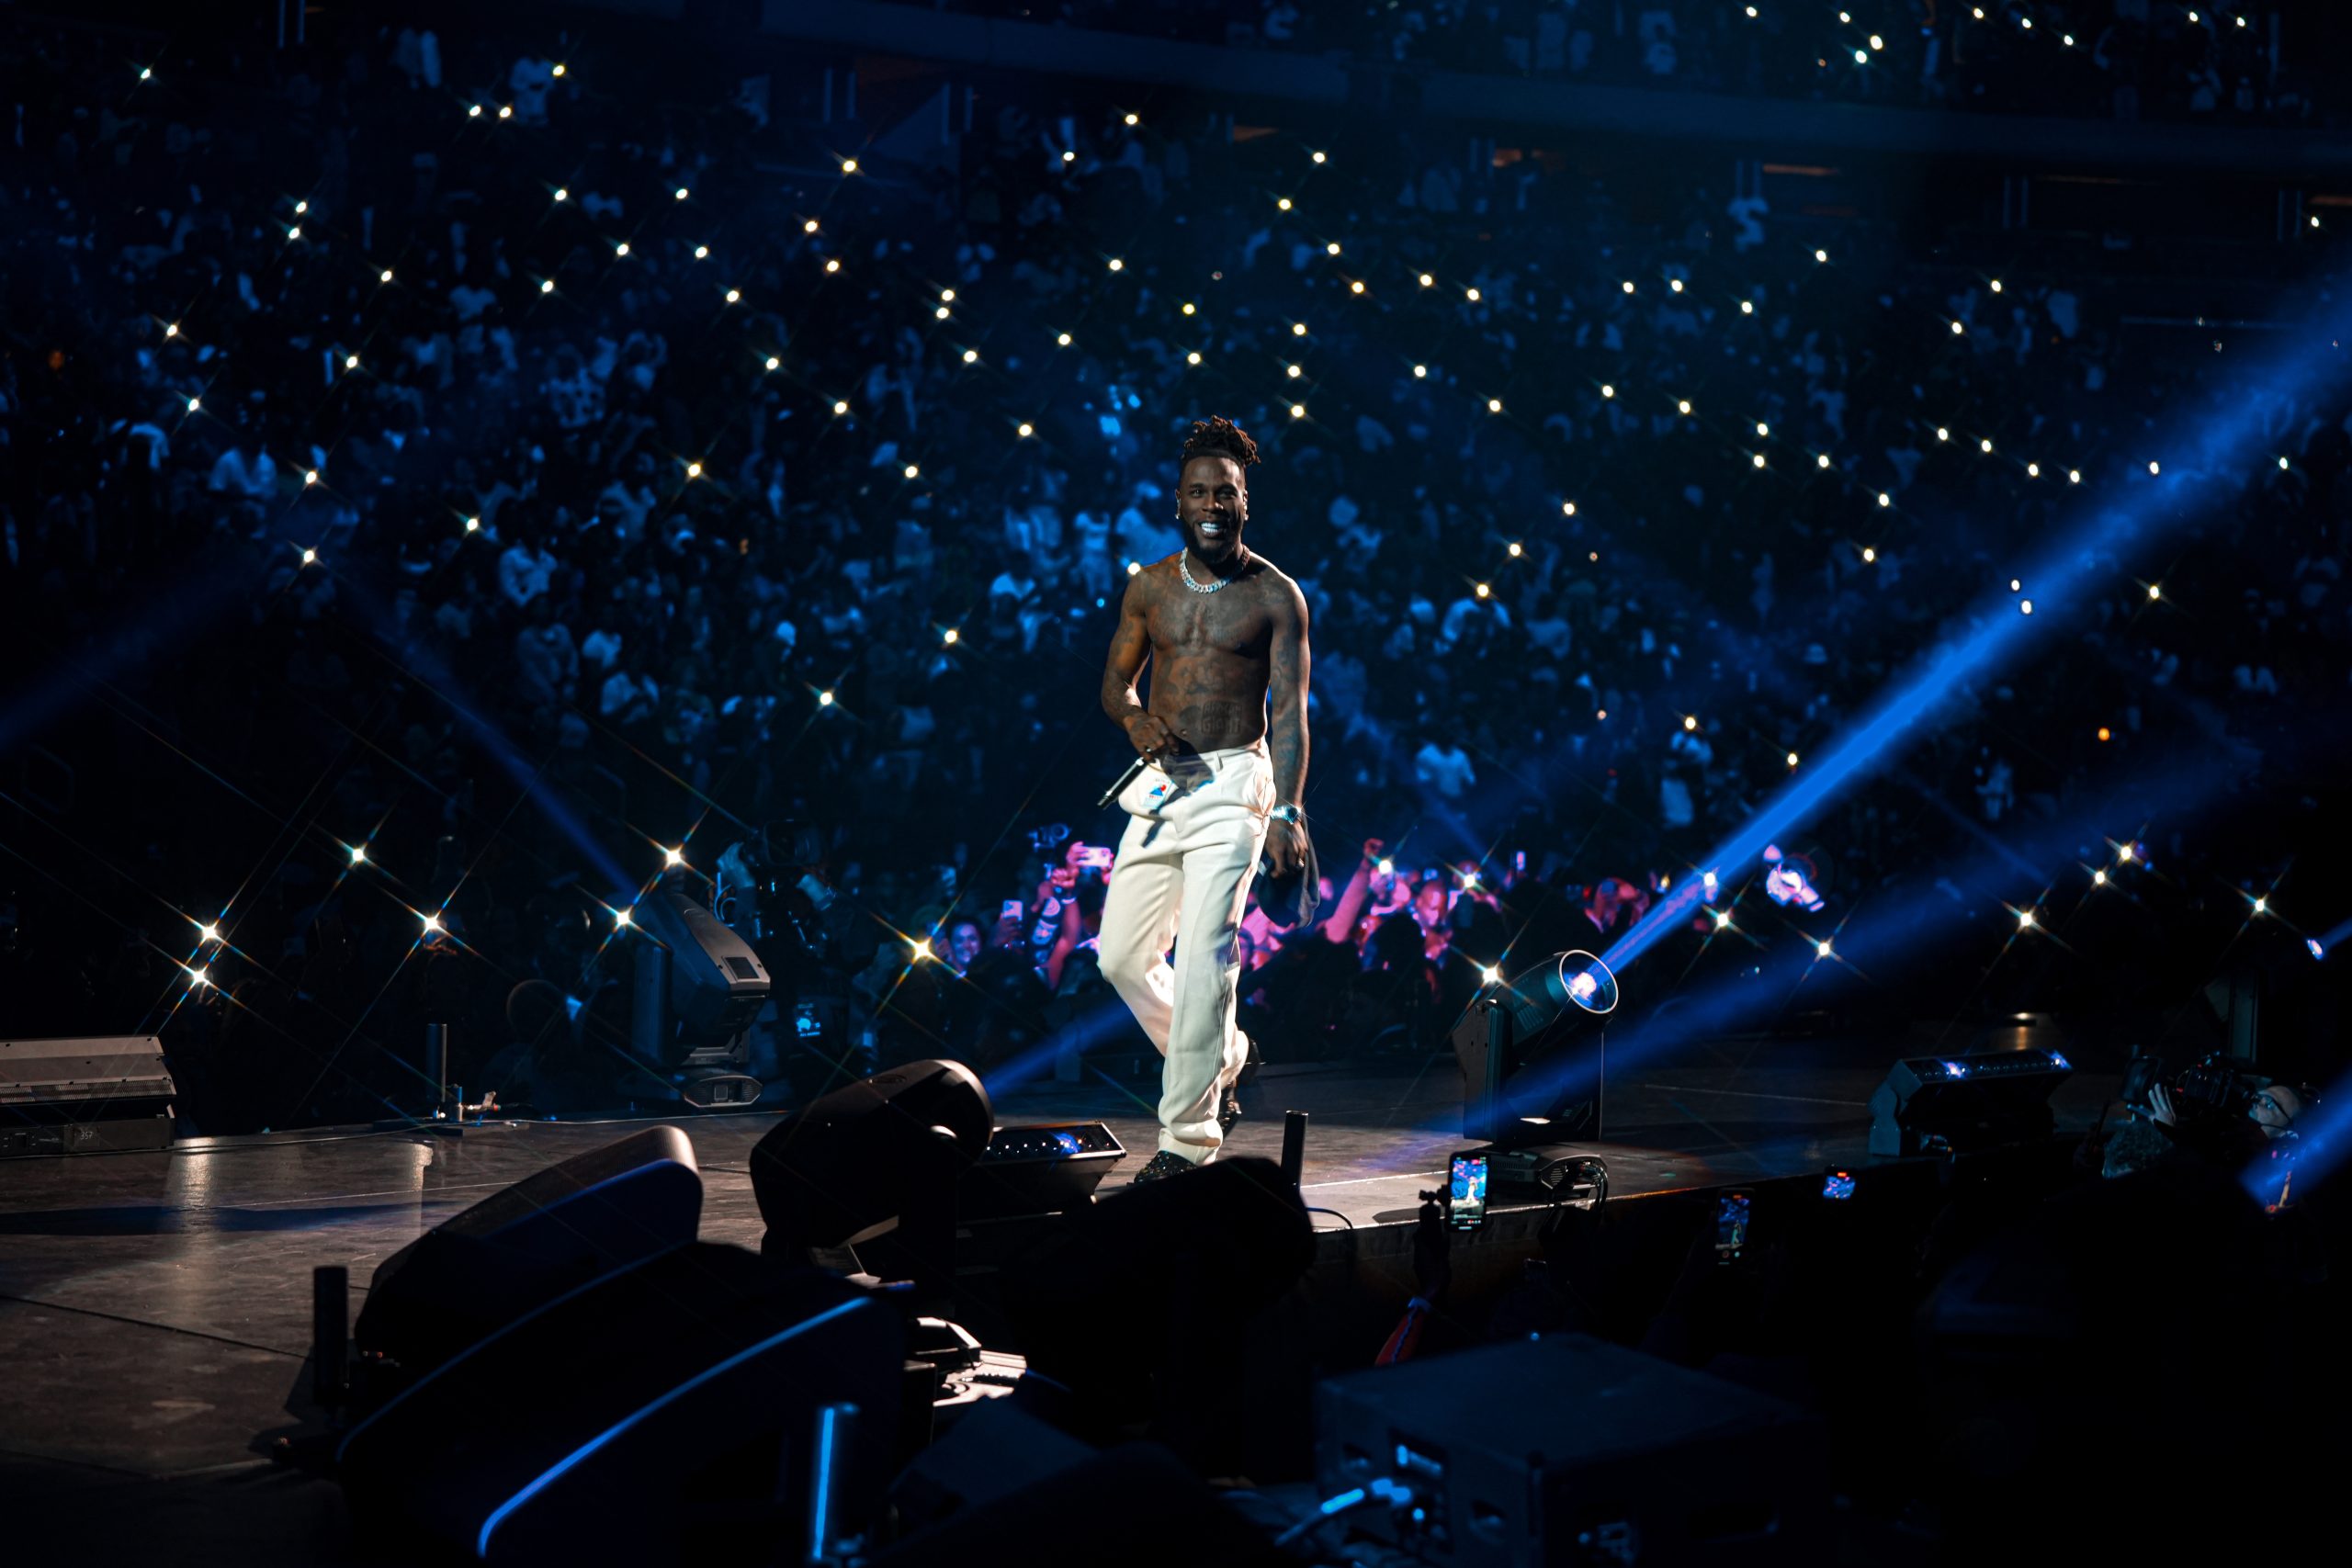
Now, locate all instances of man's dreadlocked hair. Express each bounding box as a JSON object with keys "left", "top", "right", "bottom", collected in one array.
[{"left": 1180, "top": 414, "right": 1261, "bottom": 472}]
